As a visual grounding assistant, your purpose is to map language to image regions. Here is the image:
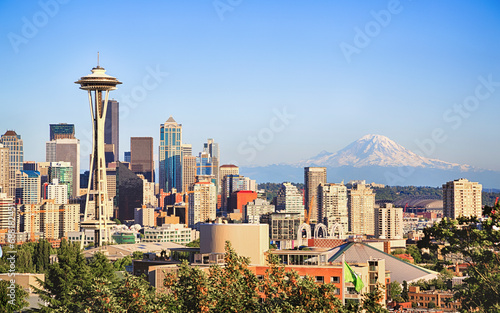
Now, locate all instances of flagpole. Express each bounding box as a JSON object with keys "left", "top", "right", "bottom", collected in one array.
[{"left": 342, "top": 252, "right": 345, "bottom": 306}]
